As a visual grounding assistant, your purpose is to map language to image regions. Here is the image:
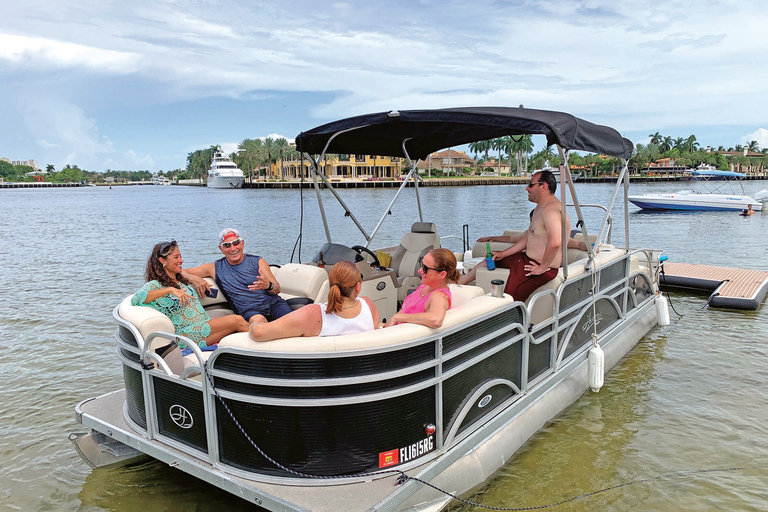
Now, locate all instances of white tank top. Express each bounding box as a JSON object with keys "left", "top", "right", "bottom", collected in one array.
[{"left": 318, "top": 298, "right": 375, "bottom": 336}]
